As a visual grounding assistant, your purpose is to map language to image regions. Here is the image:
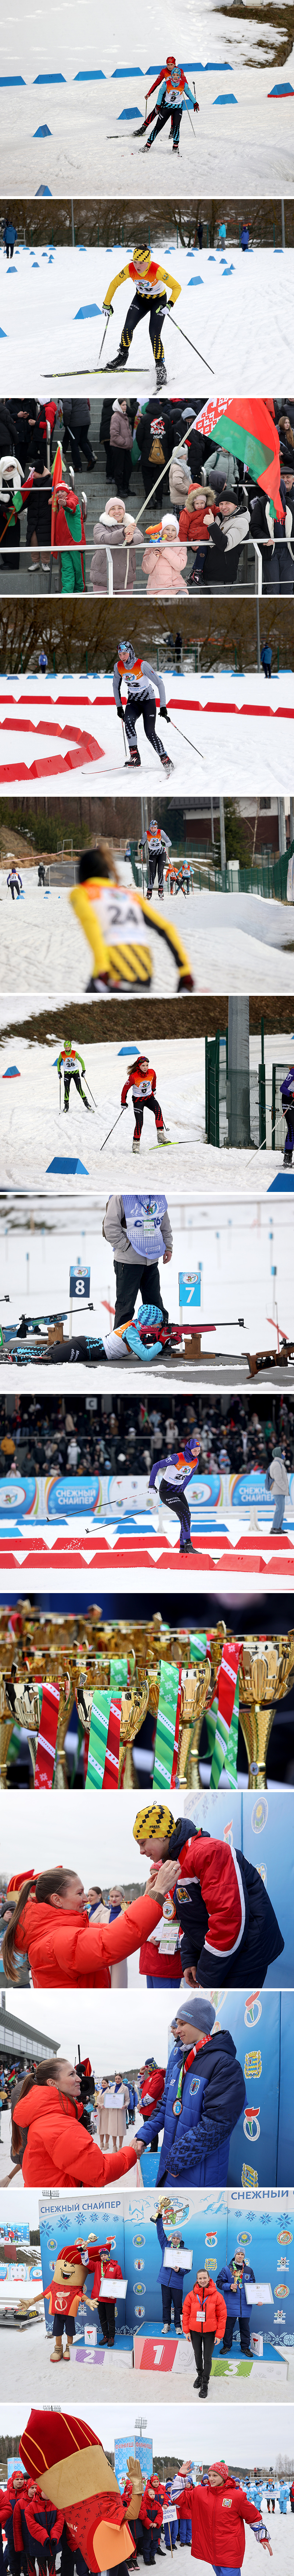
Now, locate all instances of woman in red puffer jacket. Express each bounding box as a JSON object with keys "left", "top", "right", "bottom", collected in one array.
[{"left": 182, "top": 2265, "right": 227, "bottom": 2396}]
